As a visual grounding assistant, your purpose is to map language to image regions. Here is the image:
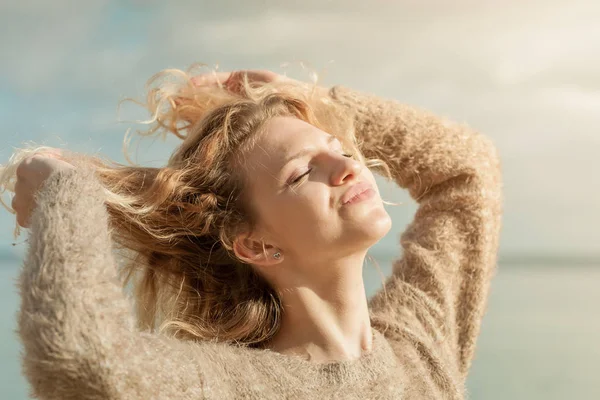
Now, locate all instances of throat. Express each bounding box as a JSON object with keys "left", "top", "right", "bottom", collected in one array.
[{"left": 266, "top": 326, "right": 374, "bottom": 364}]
